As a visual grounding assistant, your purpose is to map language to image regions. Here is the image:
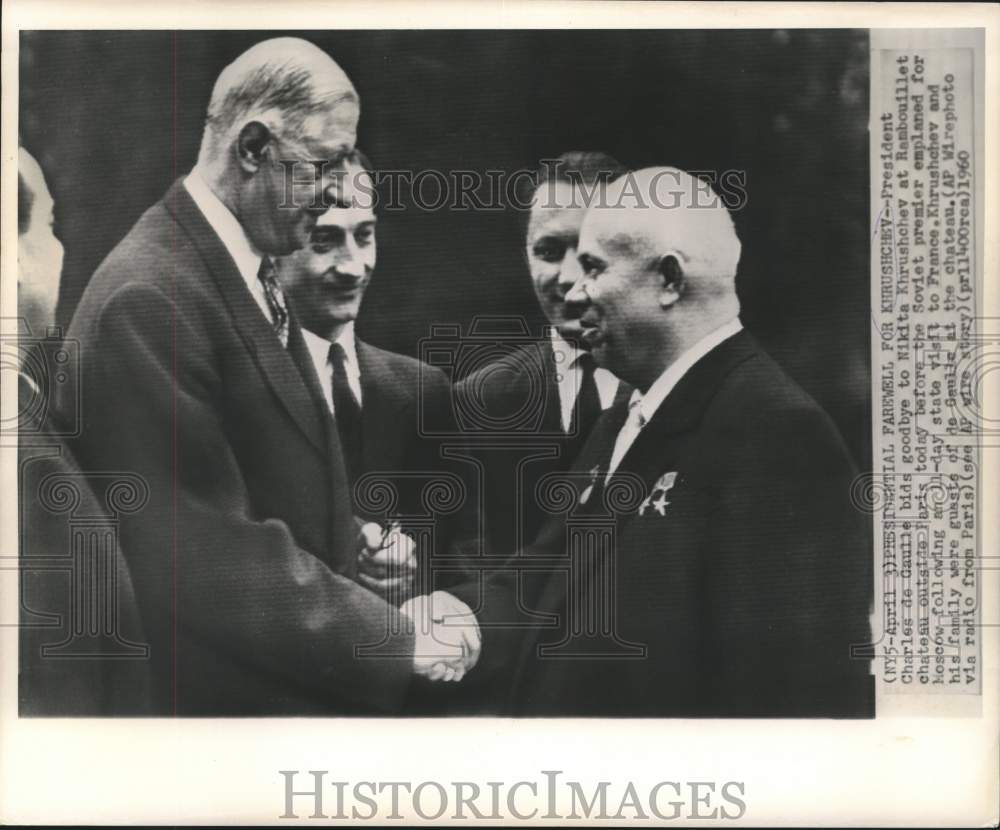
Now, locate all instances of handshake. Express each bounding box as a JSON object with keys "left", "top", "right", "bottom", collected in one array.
[{"left": 356, "top": 521, "right": 480, "bottom": 682}]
